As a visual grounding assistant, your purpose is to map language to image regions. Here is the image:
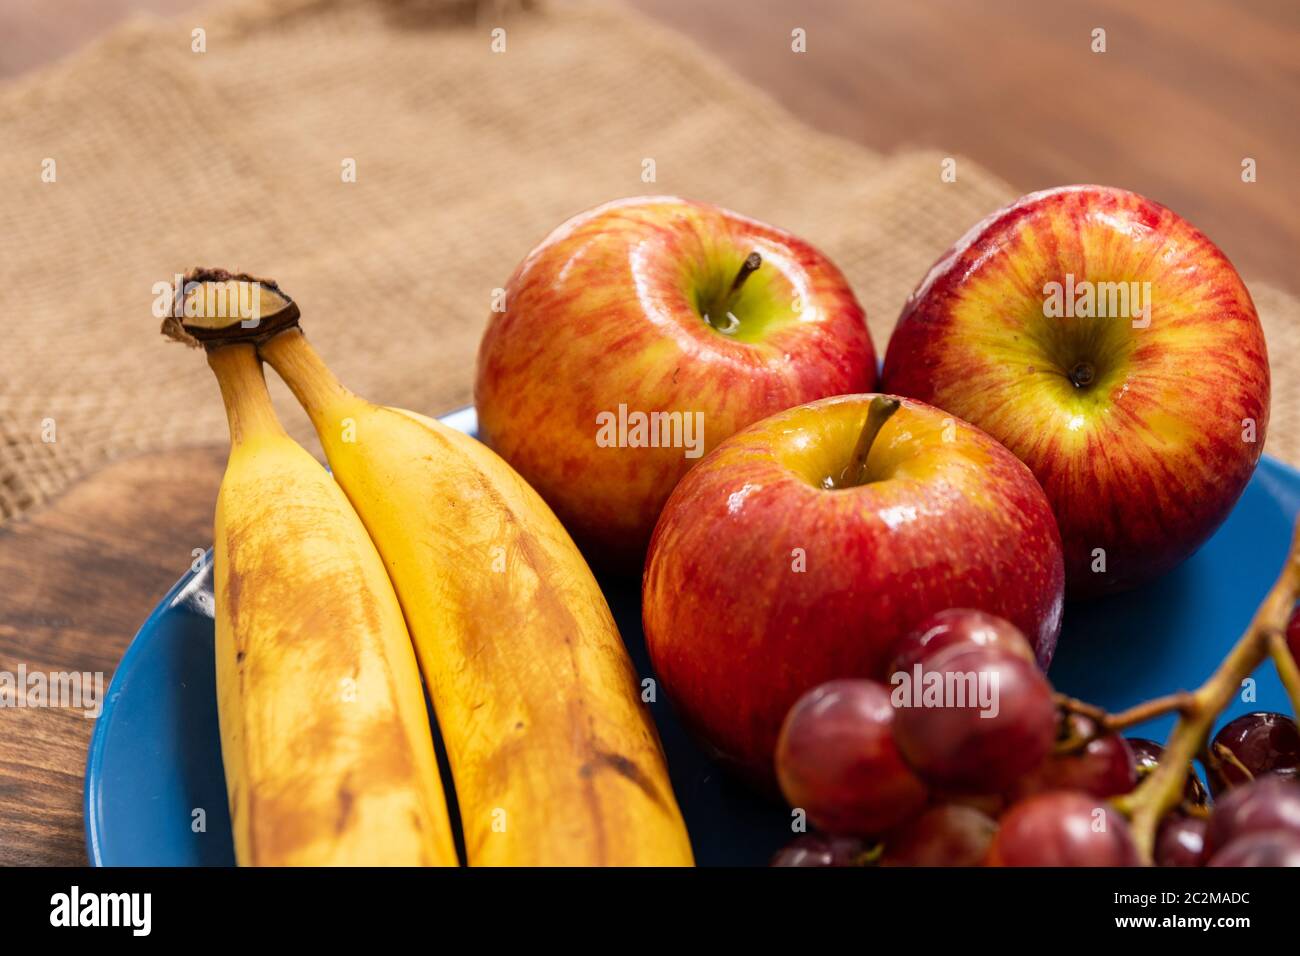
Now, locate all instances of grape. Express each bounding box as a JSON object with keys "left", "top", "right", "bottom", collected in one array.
[
  {"left": 775, "top": 679, "right": 928, "bottom": 836},
  {"left": 1209, "top": 711, "right": 1300, "bottom": 792},
  {"left": 892, "top": 644, "right": 1055, "bottom": 792},
  {"left": 769, "top": 833, "right": 869, "bottom": 867},
  {"left": 1155, "top": 815, "right": 1206, "bottom": 867},
  {"left": 1012, "top": 714, "right": 1137, "bottom": 800},
  {"left": 986, "top": 791, "right": 1140, "bottom": 866},
  {"left": 881, "top": 804, "right": 997, "bottom": 867},
  {"left": 1207, "top": 830, "right": 1300, "bottom": 867},
  {"left": 1128, "top": 737, "right": 1209, "bottom": 807},
  {"left": 932, "top": 790, "right": 1005, "bottom": 818},
  {"left": 1203, "top": 775, "right": 1300, "bottom": 859},
  {"left": 888, "top": 608, "right": 1037, "bottom": 677}
]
